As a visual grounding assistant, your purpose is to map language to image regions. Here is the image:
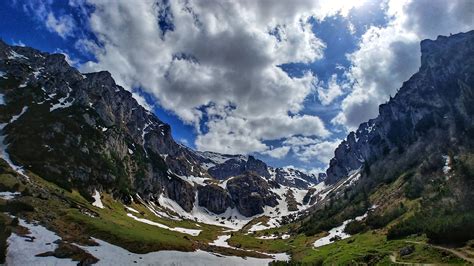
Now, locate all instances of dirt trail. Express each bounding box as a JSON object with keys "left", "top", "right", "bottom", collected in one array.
[
  {"left": 404, "top": 240, "right": 474, "bottom": 264},
  {"left": 389, "top": 252, "right": 438, "bottom": 266}
]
